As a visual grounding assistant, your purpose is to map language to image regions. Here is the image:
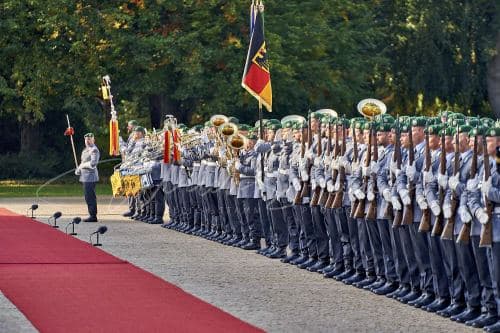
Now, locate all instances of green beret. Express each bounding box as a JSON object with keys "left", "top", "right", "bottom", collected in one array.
[
  {"left": 192, "top": 124, "right": 203, "bottom": 132},
  {"left": 134, "top": 126, "right": 146, "bottom": 135},
  {"left": 291, "top": 122, "right": 302, "bottom": 130},
  {"left": 228, "top": 116, "right": 239, "bottom": 125},
  {"left": 362, "top": 122, "right": 372, "bottom": 130},
  {"left": 449, "top": 112, "right": 466, "bottom": 120},
  {"left": 247, "top": 132, "right": 258, "bottom": 140},
  {"left": 311, "top": 112, "right": 322, "bottom": 120},
  {"left": 469, "top": 126, "right": 486, "bottom": 136},
  {"left": 428, "top": 117, "right": 440, "bottom": 125},
  {"left": 411, "top": 117, "right": 427, "bottom": 127},
  {"left": 84, "top": 132, "right": 94, "bottom": 138},
  {"left": 399, "top": 116, "right": 410, "bottom": 124},
  {"left": 238, "top": 124, "right": 251, "bottom": 131},
  {"left": 254, "top": 119, "right": 269, "bottom": 128},
  {"left": 481, "top": 117, "right": 495, "bottom": 127},
  {"left": 354, "top": 120, "right": 365, "bottom": 130},
  {"left": 350, "top": 117, "right": 363, "bottom": 128},
  {"left": 465, "top": 118, "right": 480, "bottom": 127},
  {"left": 439, "top": 127, "right": 455, "bottom": 136},
  {"left": 426, "top": 125, "right": 443, "bottom": 135},
  {"left": 458, "top": 125, "right": 473, "bottom": 134},
  {"left": 400, "top": 124, "right": 410, "bottom": 133},
  {"left": 378, "top": 123, "right": 392, "bottom": 132},
  {"left": 339, "top": 118, "right": 350, "bottom": 127},
  {"left": 375, "top": 114, "right": 395, "bottom": 124},
  {"left": 439, "top": 110, "right": 453, "bottom": 118},
  {"left": 451, "top": 118, "right": 465, "bottom": 127},
  {"left": 128, "top": 120, "right": 138, "bottom": 126},
  {"left": 486, "top": 127, "right": 500, "bottom": 137},
  {"left": 204, "top": 120, "right": 211, "bottom": 128}
]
